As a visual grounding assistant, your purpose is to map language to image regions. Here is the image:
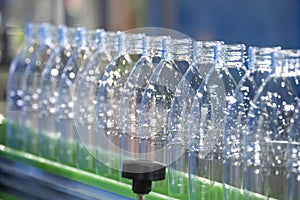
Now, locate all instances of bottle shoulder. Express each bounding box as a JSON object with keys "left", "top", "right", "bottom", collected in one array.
[{"left": 197, "top": 66, "right": 236, "bottom": 95}]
